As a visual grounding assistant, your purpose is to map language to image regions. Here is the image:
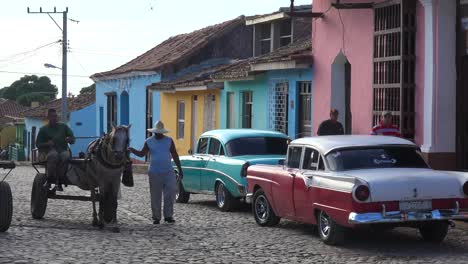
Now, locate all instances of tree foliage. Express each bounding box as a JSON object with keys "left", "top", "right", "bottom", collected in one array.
[
  {"left": 79, "top": 83, "right": 95, "bottom": 94},
  {"left": 0, "top": 75, "right": 57, "bottom": 106}
]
